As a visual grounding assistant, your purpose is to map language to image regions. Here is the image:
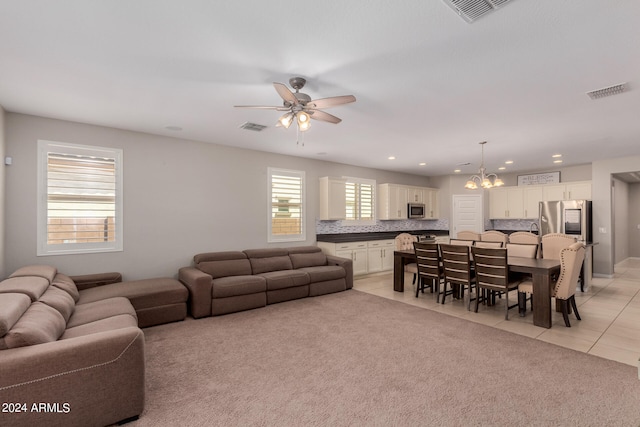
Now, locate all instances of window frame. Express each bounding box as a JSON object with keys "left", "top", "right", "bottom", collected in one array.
[
  {"left": 37, "top": 140, "right": 123, "bottom": 256},
  {"left": 343, "top": 176, "right": 376, "bottom": 226},
  {"left": 267, "top": 167, "right": 306, "bottom": 243}
]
